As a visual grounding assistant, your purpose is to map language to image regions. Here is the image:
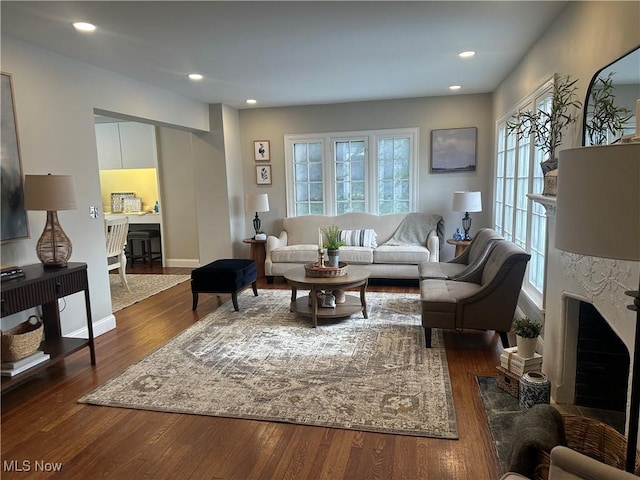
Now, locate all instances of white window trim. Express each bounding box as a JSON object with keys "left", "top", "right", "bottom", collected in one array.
[
  {"left": 284, "top": 128, "right": 419, "bottom": 217},
  {"left": 494, "top": 76, "right": 555, "bottom": 311},
  {"left": 330, "top": 135, "right": 370, "bottom": 213}
]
